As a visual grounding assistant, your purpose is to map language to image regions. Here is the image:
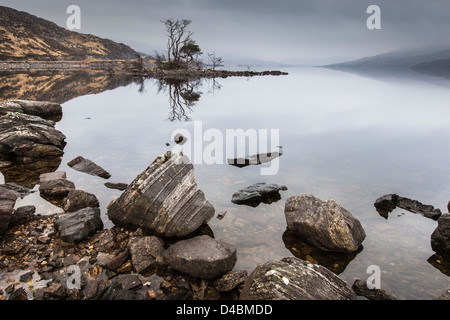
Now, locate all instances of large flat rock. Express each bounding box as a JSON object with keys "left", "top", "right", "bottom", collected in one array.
[{"left": 239, "top": 257, "right": 356, "bottom": 300}]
